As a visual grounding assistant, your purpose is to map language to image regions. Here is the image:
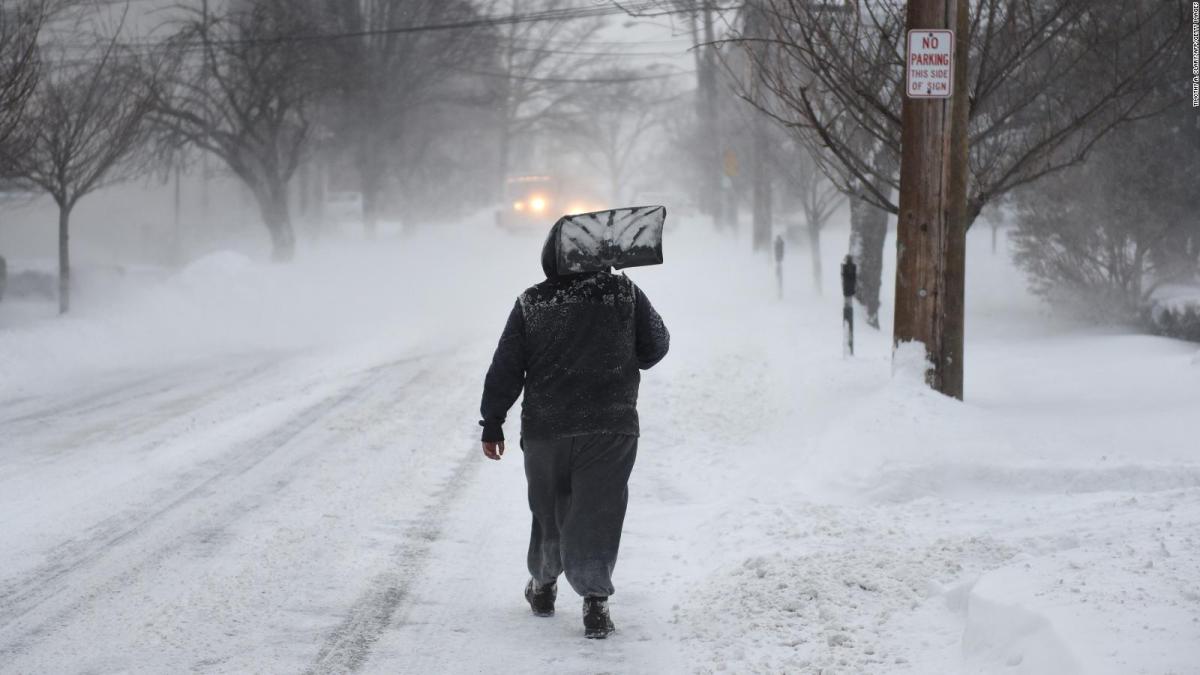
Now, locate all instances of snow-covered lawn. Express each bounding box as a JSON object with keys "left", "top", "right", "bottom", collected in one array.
[{"left": 0, "top": 219, "right": 1196, "bottom": 674}]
